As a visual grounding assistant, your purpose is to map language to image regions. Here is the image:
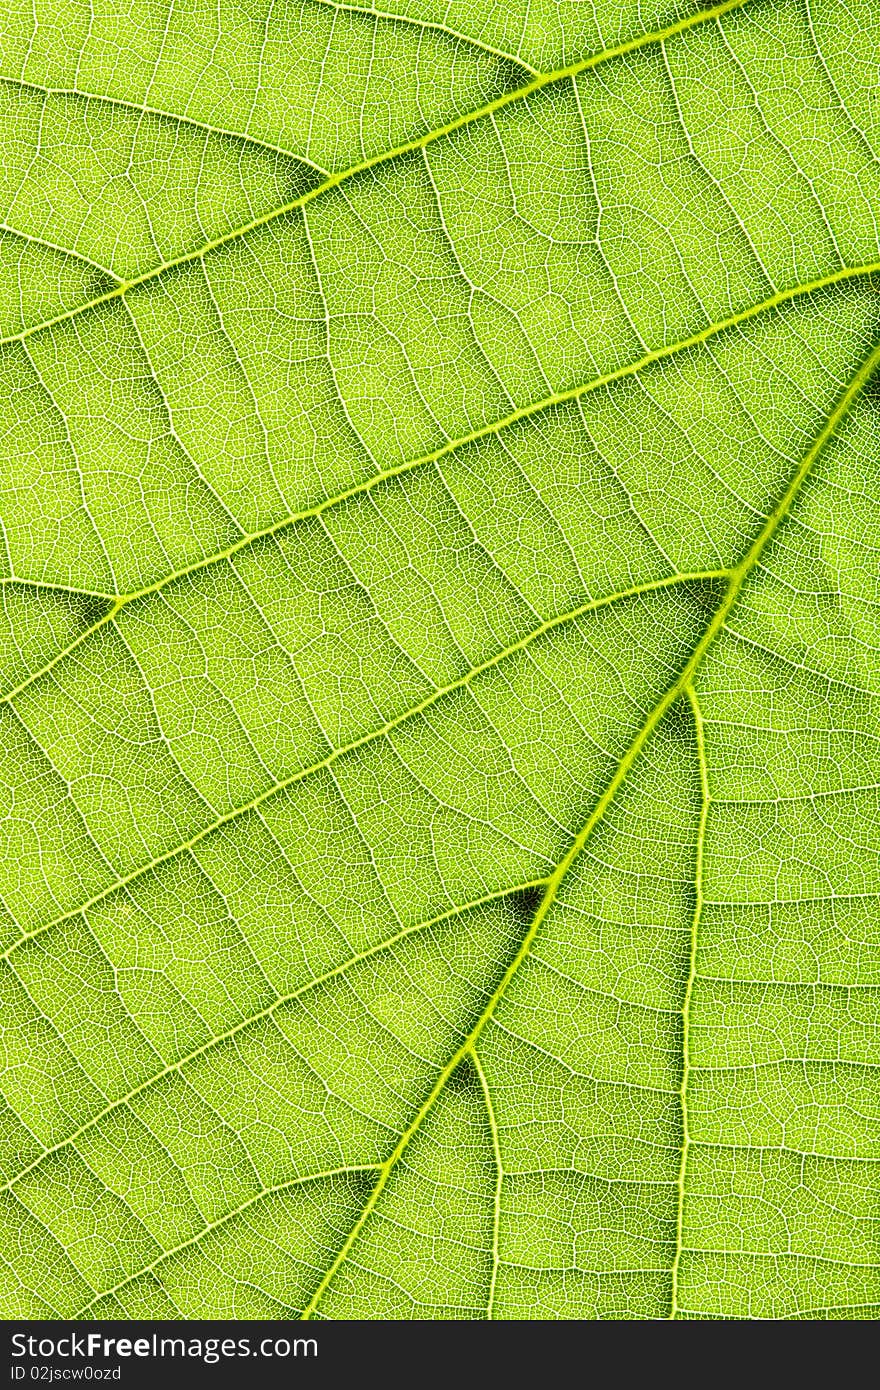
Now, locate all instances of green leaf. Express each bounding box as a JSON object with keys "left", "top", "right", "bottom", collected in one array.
[{"left": 1, "top": 0, "right": 878, "bottom": 1321}]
